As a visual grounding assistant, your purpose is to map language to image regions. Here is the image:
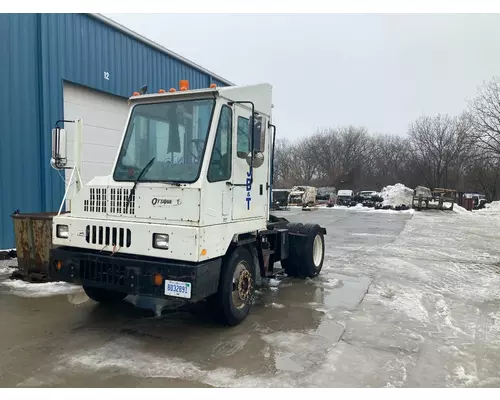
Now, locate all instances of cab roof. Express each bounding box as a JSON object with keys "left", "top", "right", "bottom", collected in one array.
[{"left": 128, "top": 83, "right": 273, "bottom": 116}]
